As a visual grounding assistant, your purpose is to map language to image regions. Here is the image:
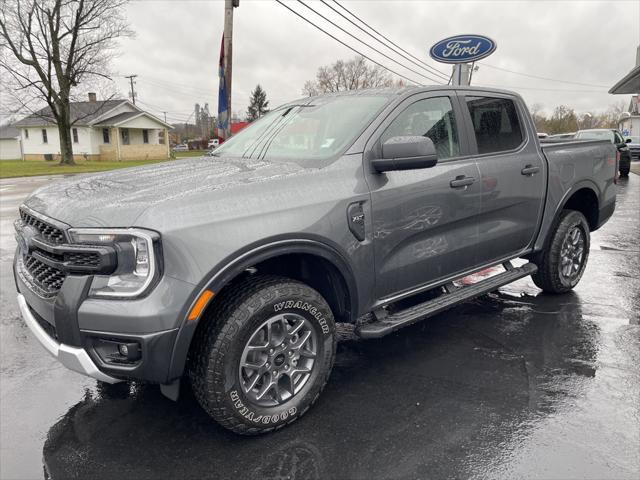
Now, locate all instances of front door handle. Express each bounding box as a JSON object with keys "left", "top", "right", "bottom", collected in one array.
[
  {"left": 450, "top": 175, "right": 475, "bottom": 188},
  {"left": 521, "top": 165, "right": 540, "bottom": 176}
]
